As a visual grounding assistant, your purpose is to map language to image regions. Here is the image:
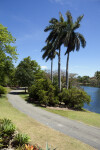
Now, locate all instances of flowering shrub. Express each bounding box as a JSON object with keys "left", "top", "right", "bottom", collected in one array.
[{"left": 25, "top": 144, "right": 42, "bottom": 150}]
